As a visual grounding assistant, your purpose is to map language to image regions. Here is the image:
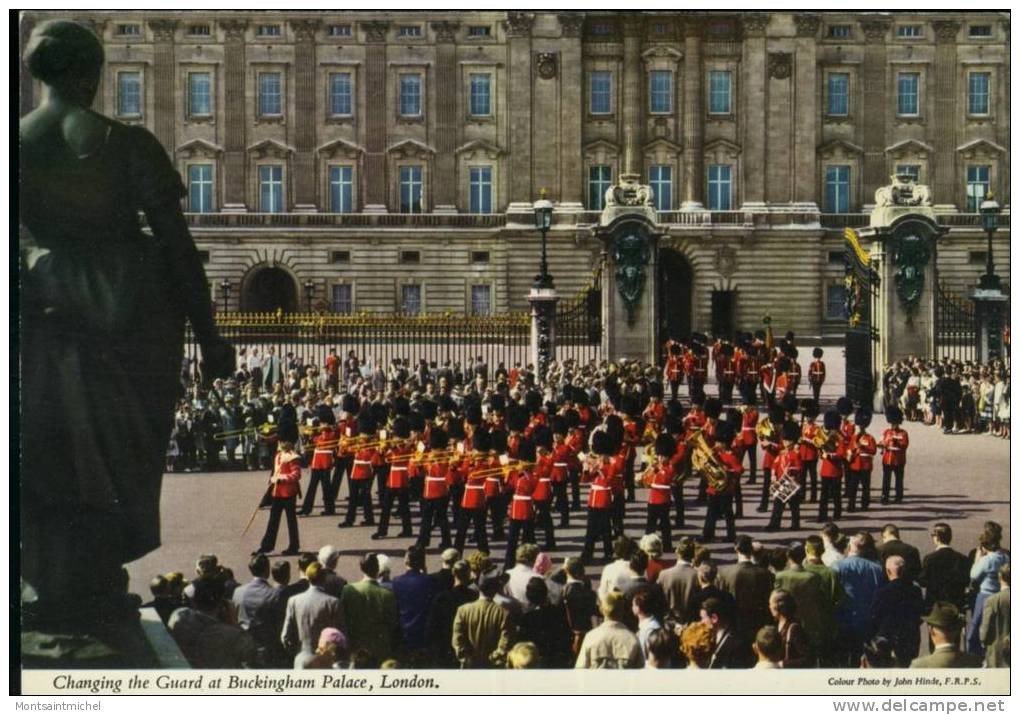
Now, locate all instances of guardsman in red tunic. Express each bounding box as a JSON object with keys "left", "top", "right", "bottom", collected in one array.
[
  {"left": 339, "top": 410, "right": 381, "bottom": 528},
  {"left": 300, "top": 419, "right": 338, "bottom": 516},
  {"left": 620, "top": 396, "right": 642, "bottom": 503},
  {"left": 644, "top": 433, "right": 677, "bottom": 552},
  {"left": 446, "top": 418, "right": 469, "bottom": 525},
  {"left": 603, "top": 415, "right": 628, "bottom": 537},
  {"left": 740, "top": 403, "right": 760, "bottom": 484},
  {"left": 799, "top": 399, "right": 821, "bottom": 503},
  {"left": 880, "top": 406, "right": 910, "bottom": 505},
  {"left": 531, "top": 426, "right": 557, "bottom": 549},
  {"left": 787, "top": 348, "right": 802, "bottom": 398},
  {"left": 684, "top": 395, "right": 707, "bottom": 432},
  {"left": 808, "top": 348, "right": 826, "bottom": 404},
  {"left": 665, "top": 341, "right": 684, "bottom": 402},
  {"left": 846, "top": 408, "right": 877, "bottom": 512},
  {"left": 767, "top": 422, "right": 805, "bottom": 531},
  {"left": 503, "top": 441, "right": 537, "bottom": 570},
  {"left": 416, "top": 427, "right": 453, "bottom": 550},
  {"left": 580, "top": 430, "right": 615, "bottom": 564},
  {"left": 406, "top": 411, "right": 427, "bottom": 503},
  {"left": 818, "top": 410, "right": 846, "bottom": 522},
  {"left": 666, "top": 411, "right": 689, "bottom": 529},
  {"left": 486, "top": 430, "right": 511, "bottom": 540},
  {"left": 642, "top": 383, "right": 666, "bottom": 431},
  {"left": 836, "top": 397, "right": 856, "bottom": 444},
  {"left": 330, "top": 394, "right": 360, "bottom": 509},
  {"left": 257, "top": 440, "right": 302, "bottom": 555},
  {"left": 373, "top": 417, "right": 414, "bottom": 539},
  {"left": 549, "top": 415, "right": 579, "bottom": 528},
  {"left": 716, "top": 343, "right": 738, "bottom": 405},
  {"left": 689, "top": 334, "right": 710, "bottom": 403},
  {"left": 756, "top": 406, "right": 784, "bottom": 513},
  {"left": 453, "top": 429, "right": 491, "bottom": 554},
  {"left": 703, "top": 421, "right": 741, "bottom": 543}
]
